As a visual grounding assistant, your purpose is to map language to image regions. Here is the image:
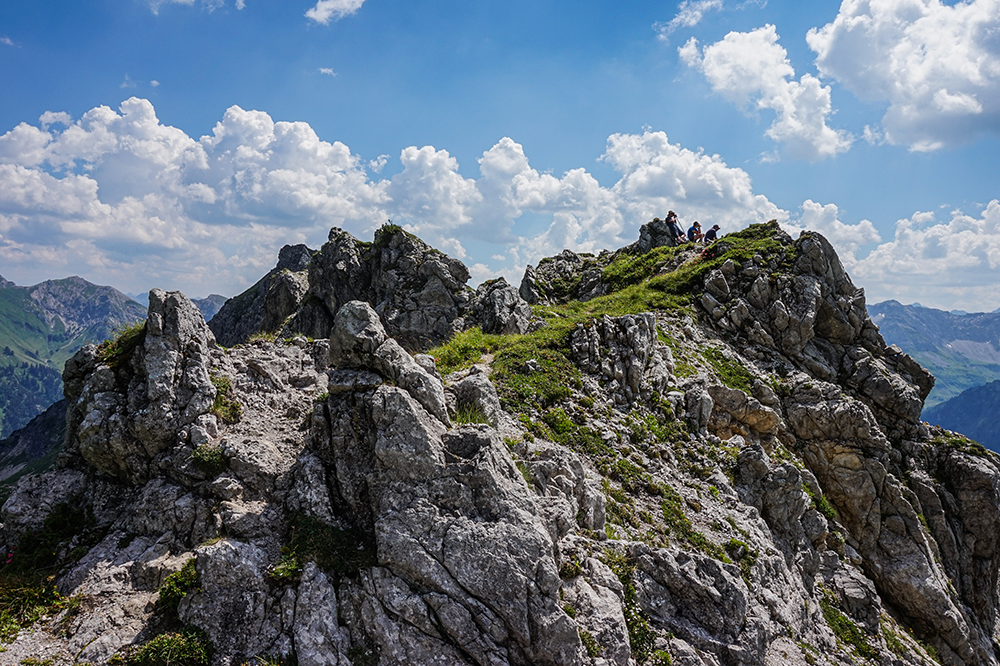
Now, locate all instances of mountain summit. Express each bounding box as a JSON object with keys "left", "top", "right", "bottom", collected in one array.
[
  {"left": 0, "top": 275, "right": 145, "bottom": 437},
  {"left": 4, "top": 221, "right": 1000, "bottom": 666}
]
